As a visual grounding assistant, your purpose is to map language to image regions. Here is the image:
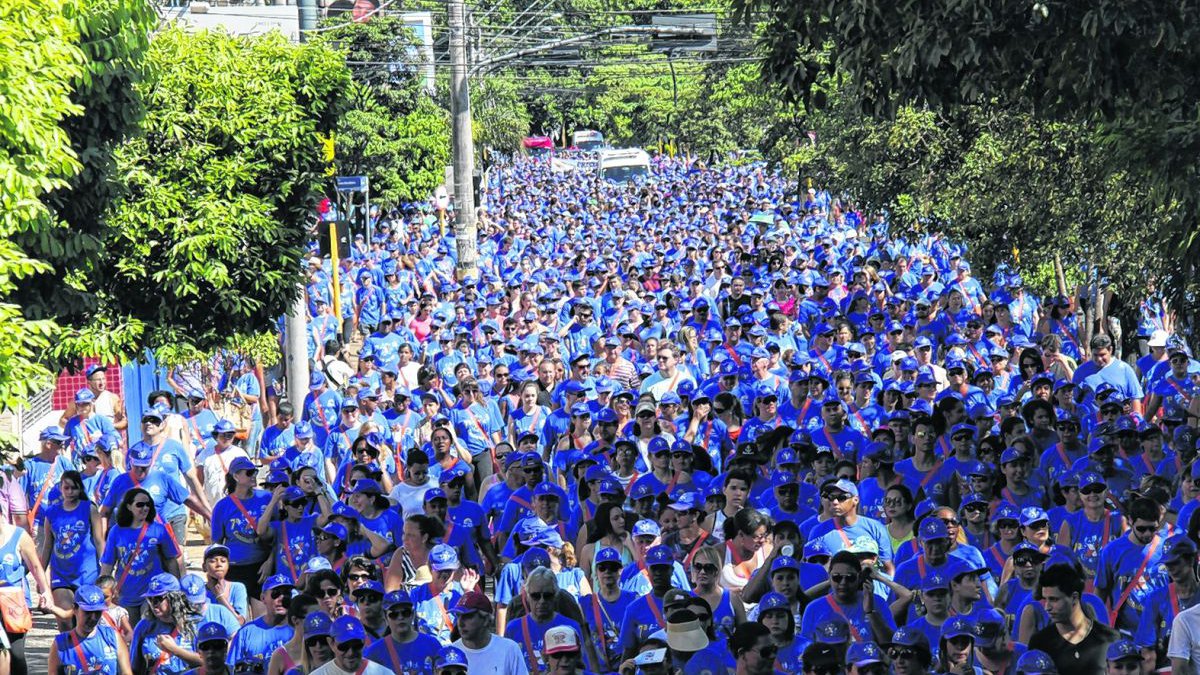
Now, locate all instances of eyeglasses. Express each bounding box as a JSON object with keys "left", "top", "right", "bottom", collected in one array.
[
  {"left": 883, "top": 498, "right": 906, "bottom": 507},
  {"left": 386, "top": 608, "right": 414, "bottom": 619},
  {"left": 269, "top": 588, "right": 291, "bottom": 599},
  {"left": 1013, "top": 556, "right": 1039, "bottom": 567},
  {"left": 149, "top": 595, "right": 169, "bottom": 605},
  {"left": 305, "top": 637, "right": 329, "bottom": 649},
  {"left": 528, "top": 591, "right": 556, "bottom": 601},
  {"left": 821, "top": 492, "right": 852, "bottom": 502},
  {"left": 131, "top": 501, "right": 151, "bottom": 508},
  {"left": 889, "top": 648, "right": 919, "bottom": 660},
  {"left": 941, "top": 518, "right": 960, "bottom": 527},
  {"left": 347, "top": 573, "right": 372, "bottom": 582},
  {"left": 830, "top": 574, "right": 858, "bottom": 584},
  {"left": 1135, "top": 524, "right": 1158, "bottom": 534},
  {"left": 964, "top": 504, "right": 986, "bottom": 513},
  {"left": 317, "top": 587, "right": 341, "bottom": 598},
  {"left": 335, "top": 640, "right": 363, "bottom": 653},
  {"left": 693, "top": 563, "right": 718, "bottom": 574},
  {"left": 913, "top": 431, "right": 931, "bottom": 438},
  {"left": 355, "top": 592, "right": 382, "bottom": 603},
  {"left": 141, "top": 418, "right": 161, "bottom": 425},
  {"left": 1081, "top": 485, "right": 1106, "bottom": 495}
]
